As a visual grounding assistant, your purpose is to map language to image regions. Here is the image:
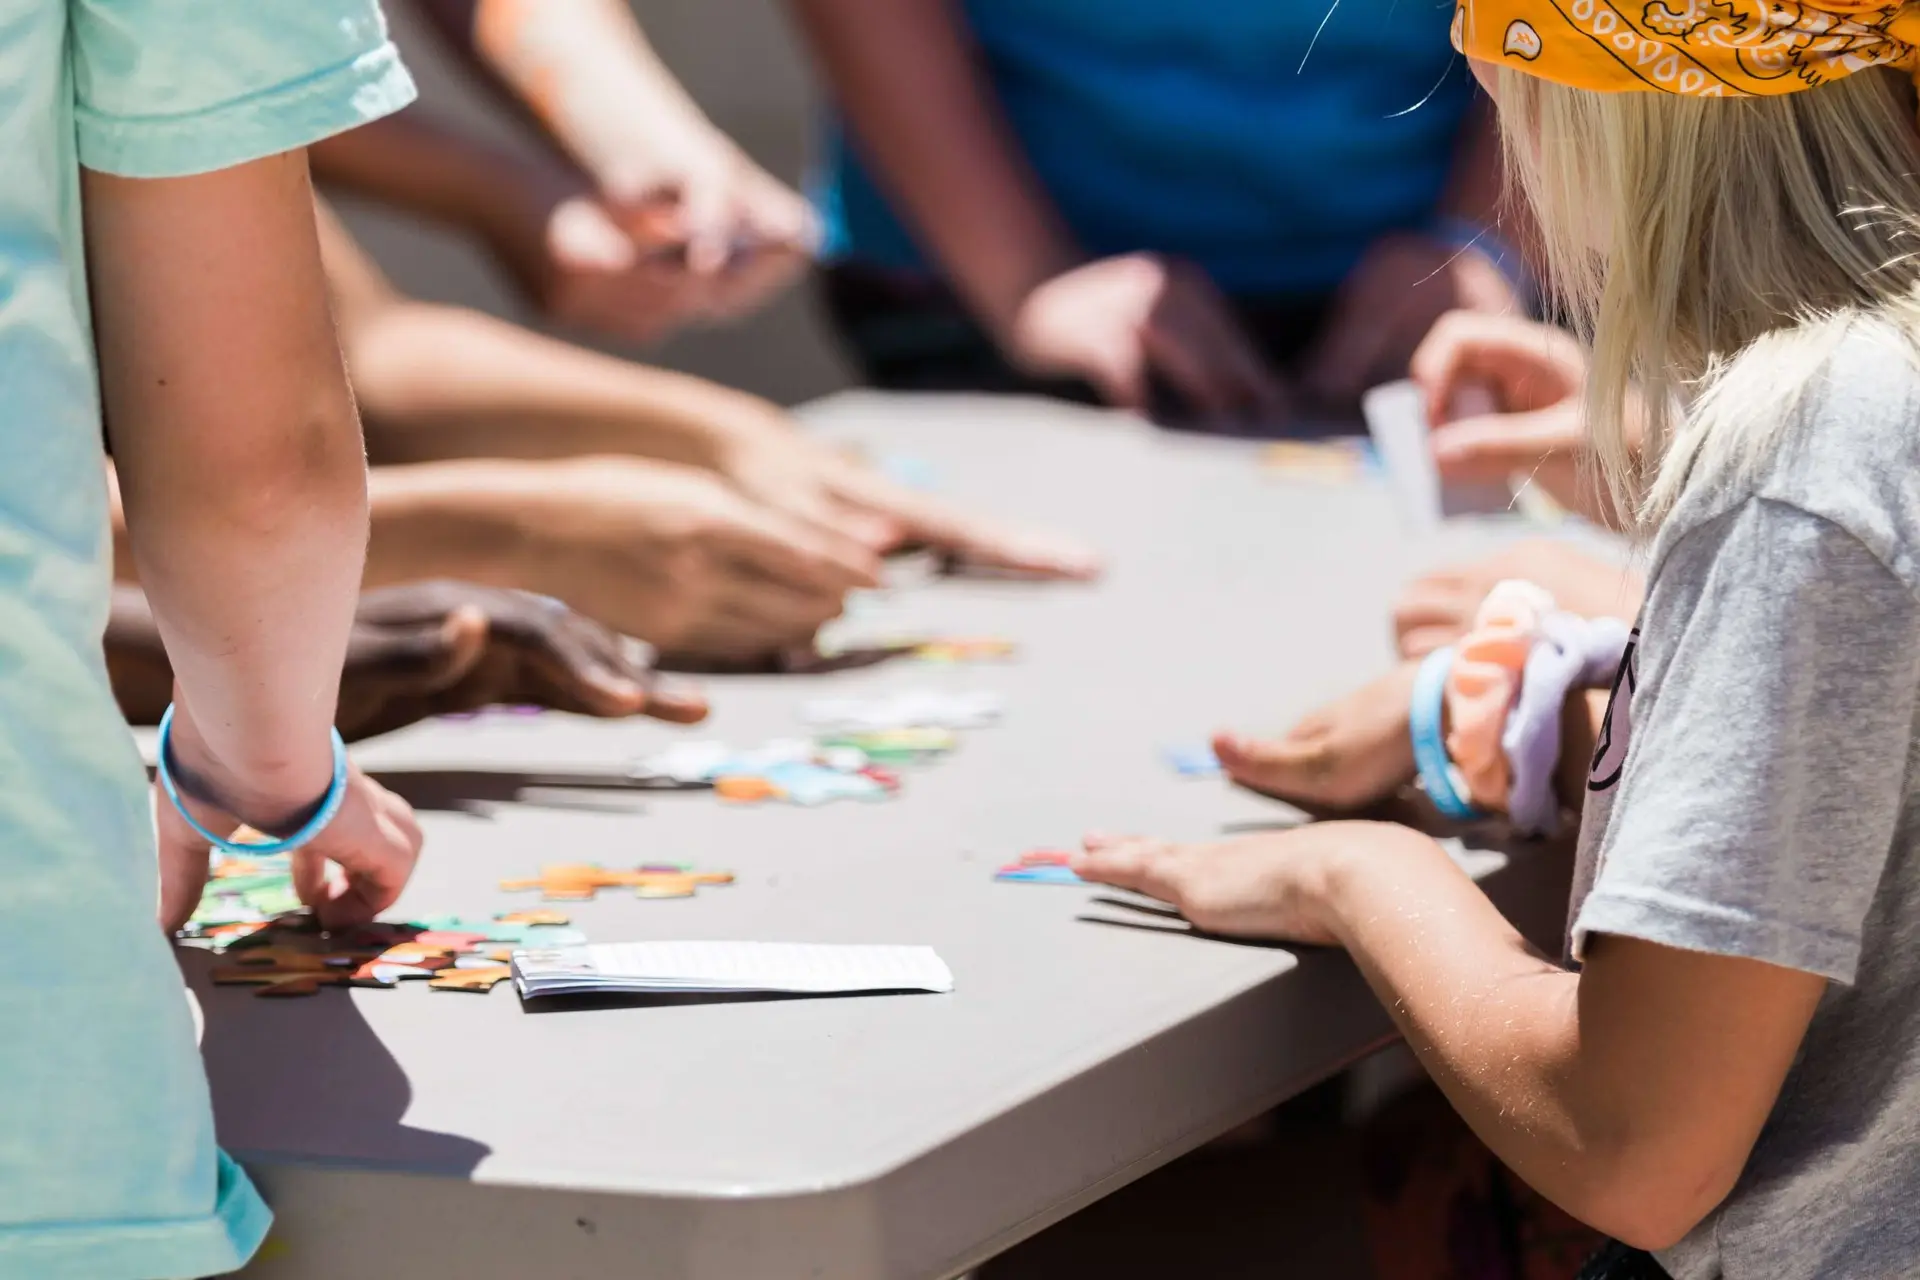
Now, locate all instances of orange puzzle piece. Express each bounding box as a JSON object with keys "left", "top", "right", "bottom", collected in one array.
[
  {"left": 499, "top": 863, "right": 734, "bottom": 902},
  {"left": 428, "top": 965, "right": 514, "bottom": 993},
  {"left": 211, "top": 949, "right": 361, "bottom": 998}
]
